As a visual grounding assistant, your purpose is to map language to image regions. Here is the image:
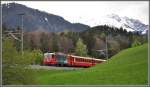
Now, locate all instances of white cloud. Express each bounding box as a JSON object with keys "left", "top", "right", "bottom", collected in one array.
[{"left": 2, "top": 1, "right": 149, "bottom": 26}]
